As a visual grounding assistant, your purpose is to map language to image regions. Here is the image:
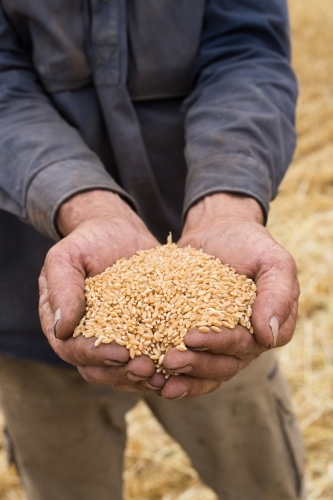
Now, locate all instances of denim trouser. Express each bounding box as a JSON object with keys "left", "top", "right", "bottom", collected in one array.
[{"left": 0, "top": 352, "right": 305, "bottom": 500}]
